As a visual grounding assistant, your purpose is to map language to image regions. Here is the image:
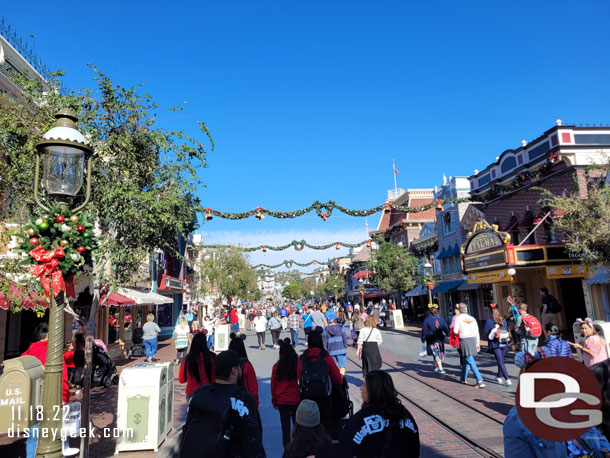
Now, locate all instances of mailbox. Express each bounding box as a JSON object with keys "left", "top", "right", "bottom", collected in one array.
[
  {"left": 115, "top": 362, "right": 173, "bottom": 453},
  {"left": 0, "top": 355, "right": 45, "bottom": 434}
]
